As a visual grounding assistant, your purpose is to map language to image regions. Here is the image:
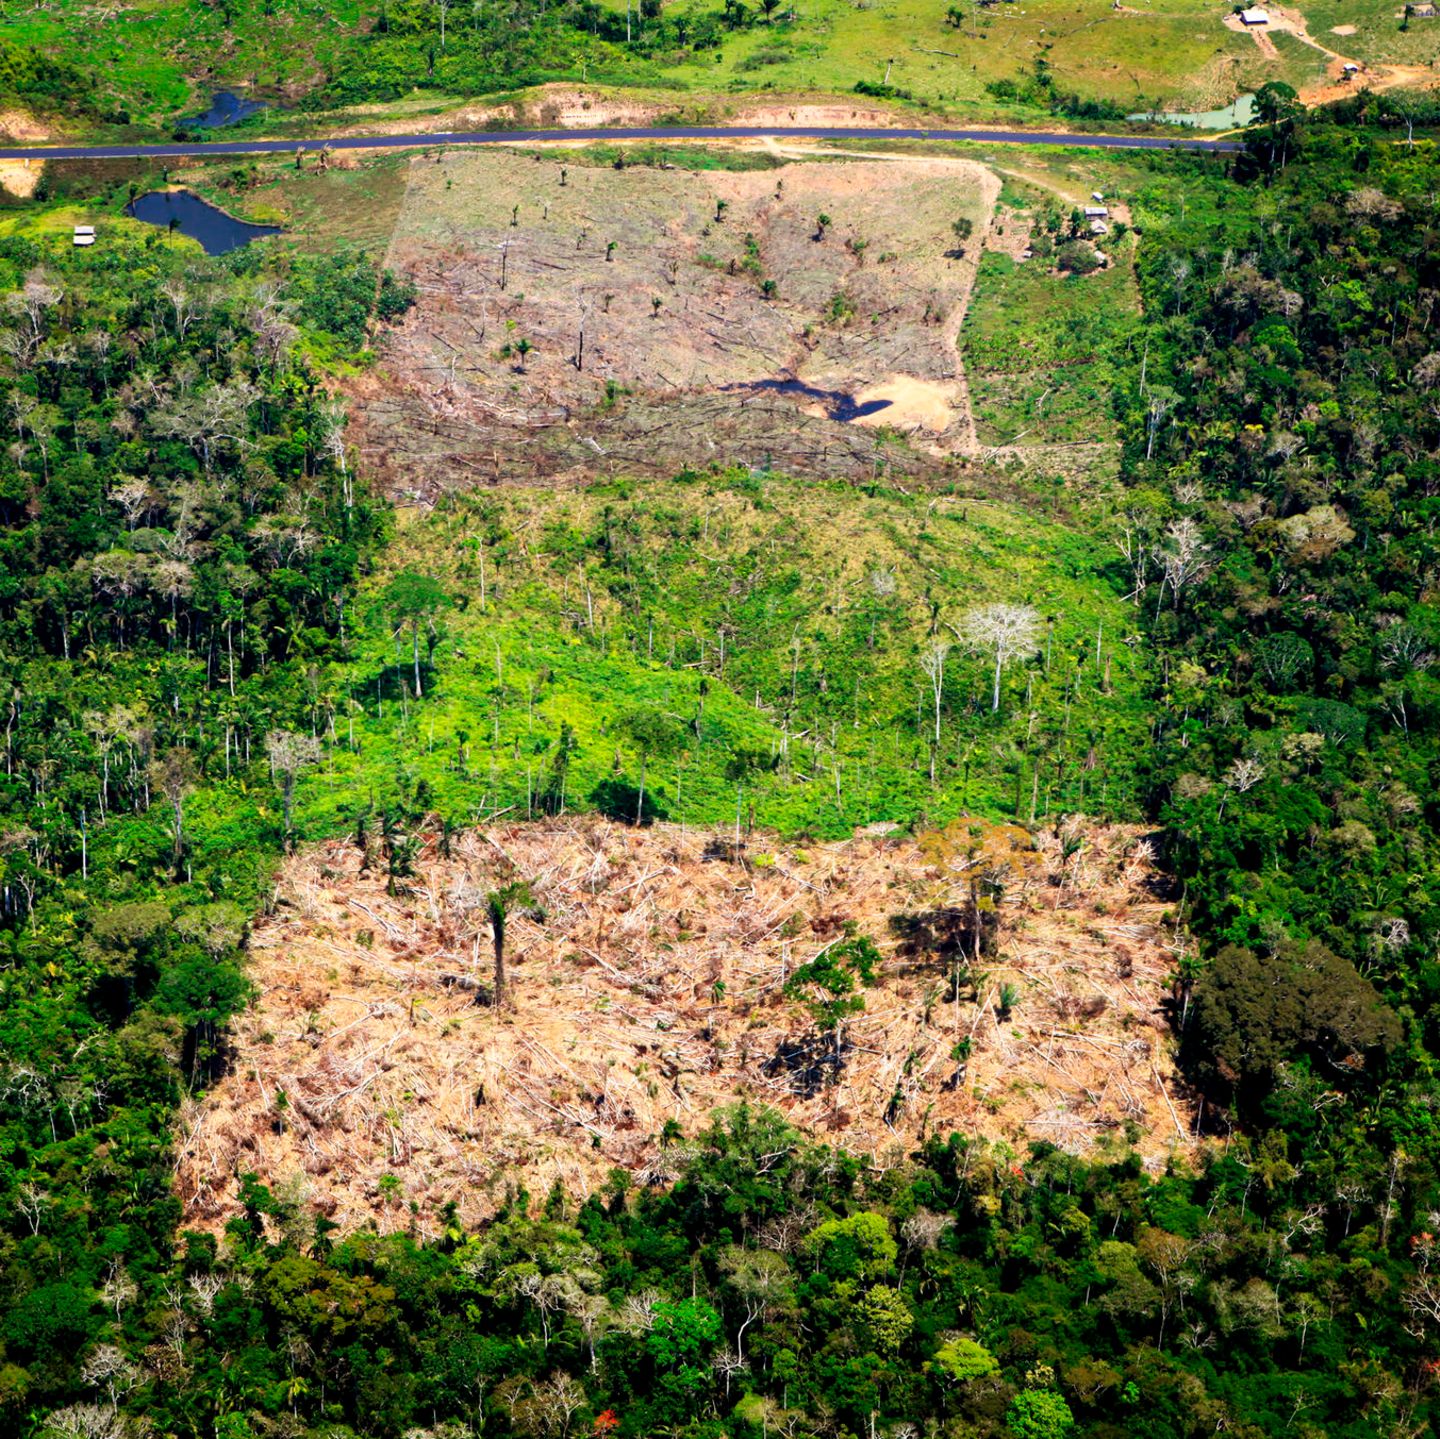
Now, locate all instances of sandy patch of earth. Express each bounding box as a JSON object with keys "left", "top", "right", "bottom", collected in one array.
[
  {"left": 531, "top": 91, "right": 916, "bottom": 132},
  {"left": 1304, "top": 60, "right": 1437, "bottom": 106},
  {"left": 853, "top": 375, "right": 957, "bottom": 434},
  {"left": 337, "top": 85, "right": 933, "bottom": 141},
  {"left": 0, "top": 108, "right": 50, "bottom": 143},
  {"left": 1331, "top": 24, "right": 1357, "bottom": 35},
  {"left": 0, "top": 113, "right": 50, "bottom": 196},
  {"left": 0, "top": 159, "right": 43, "bottom": 197}
]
